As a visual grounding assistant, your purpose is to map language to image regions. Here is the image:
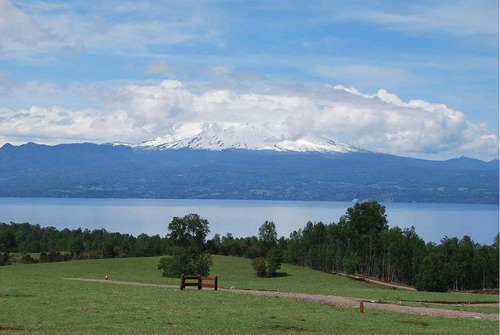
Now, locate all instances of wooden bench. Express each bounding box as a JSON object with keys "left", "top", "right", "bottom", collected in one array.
[
  {"left": 200, "top": 276, "right": 218, "bottom": 290},
  {"left": 180, "top": 275, "right": 218, "bottom": 291}
]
